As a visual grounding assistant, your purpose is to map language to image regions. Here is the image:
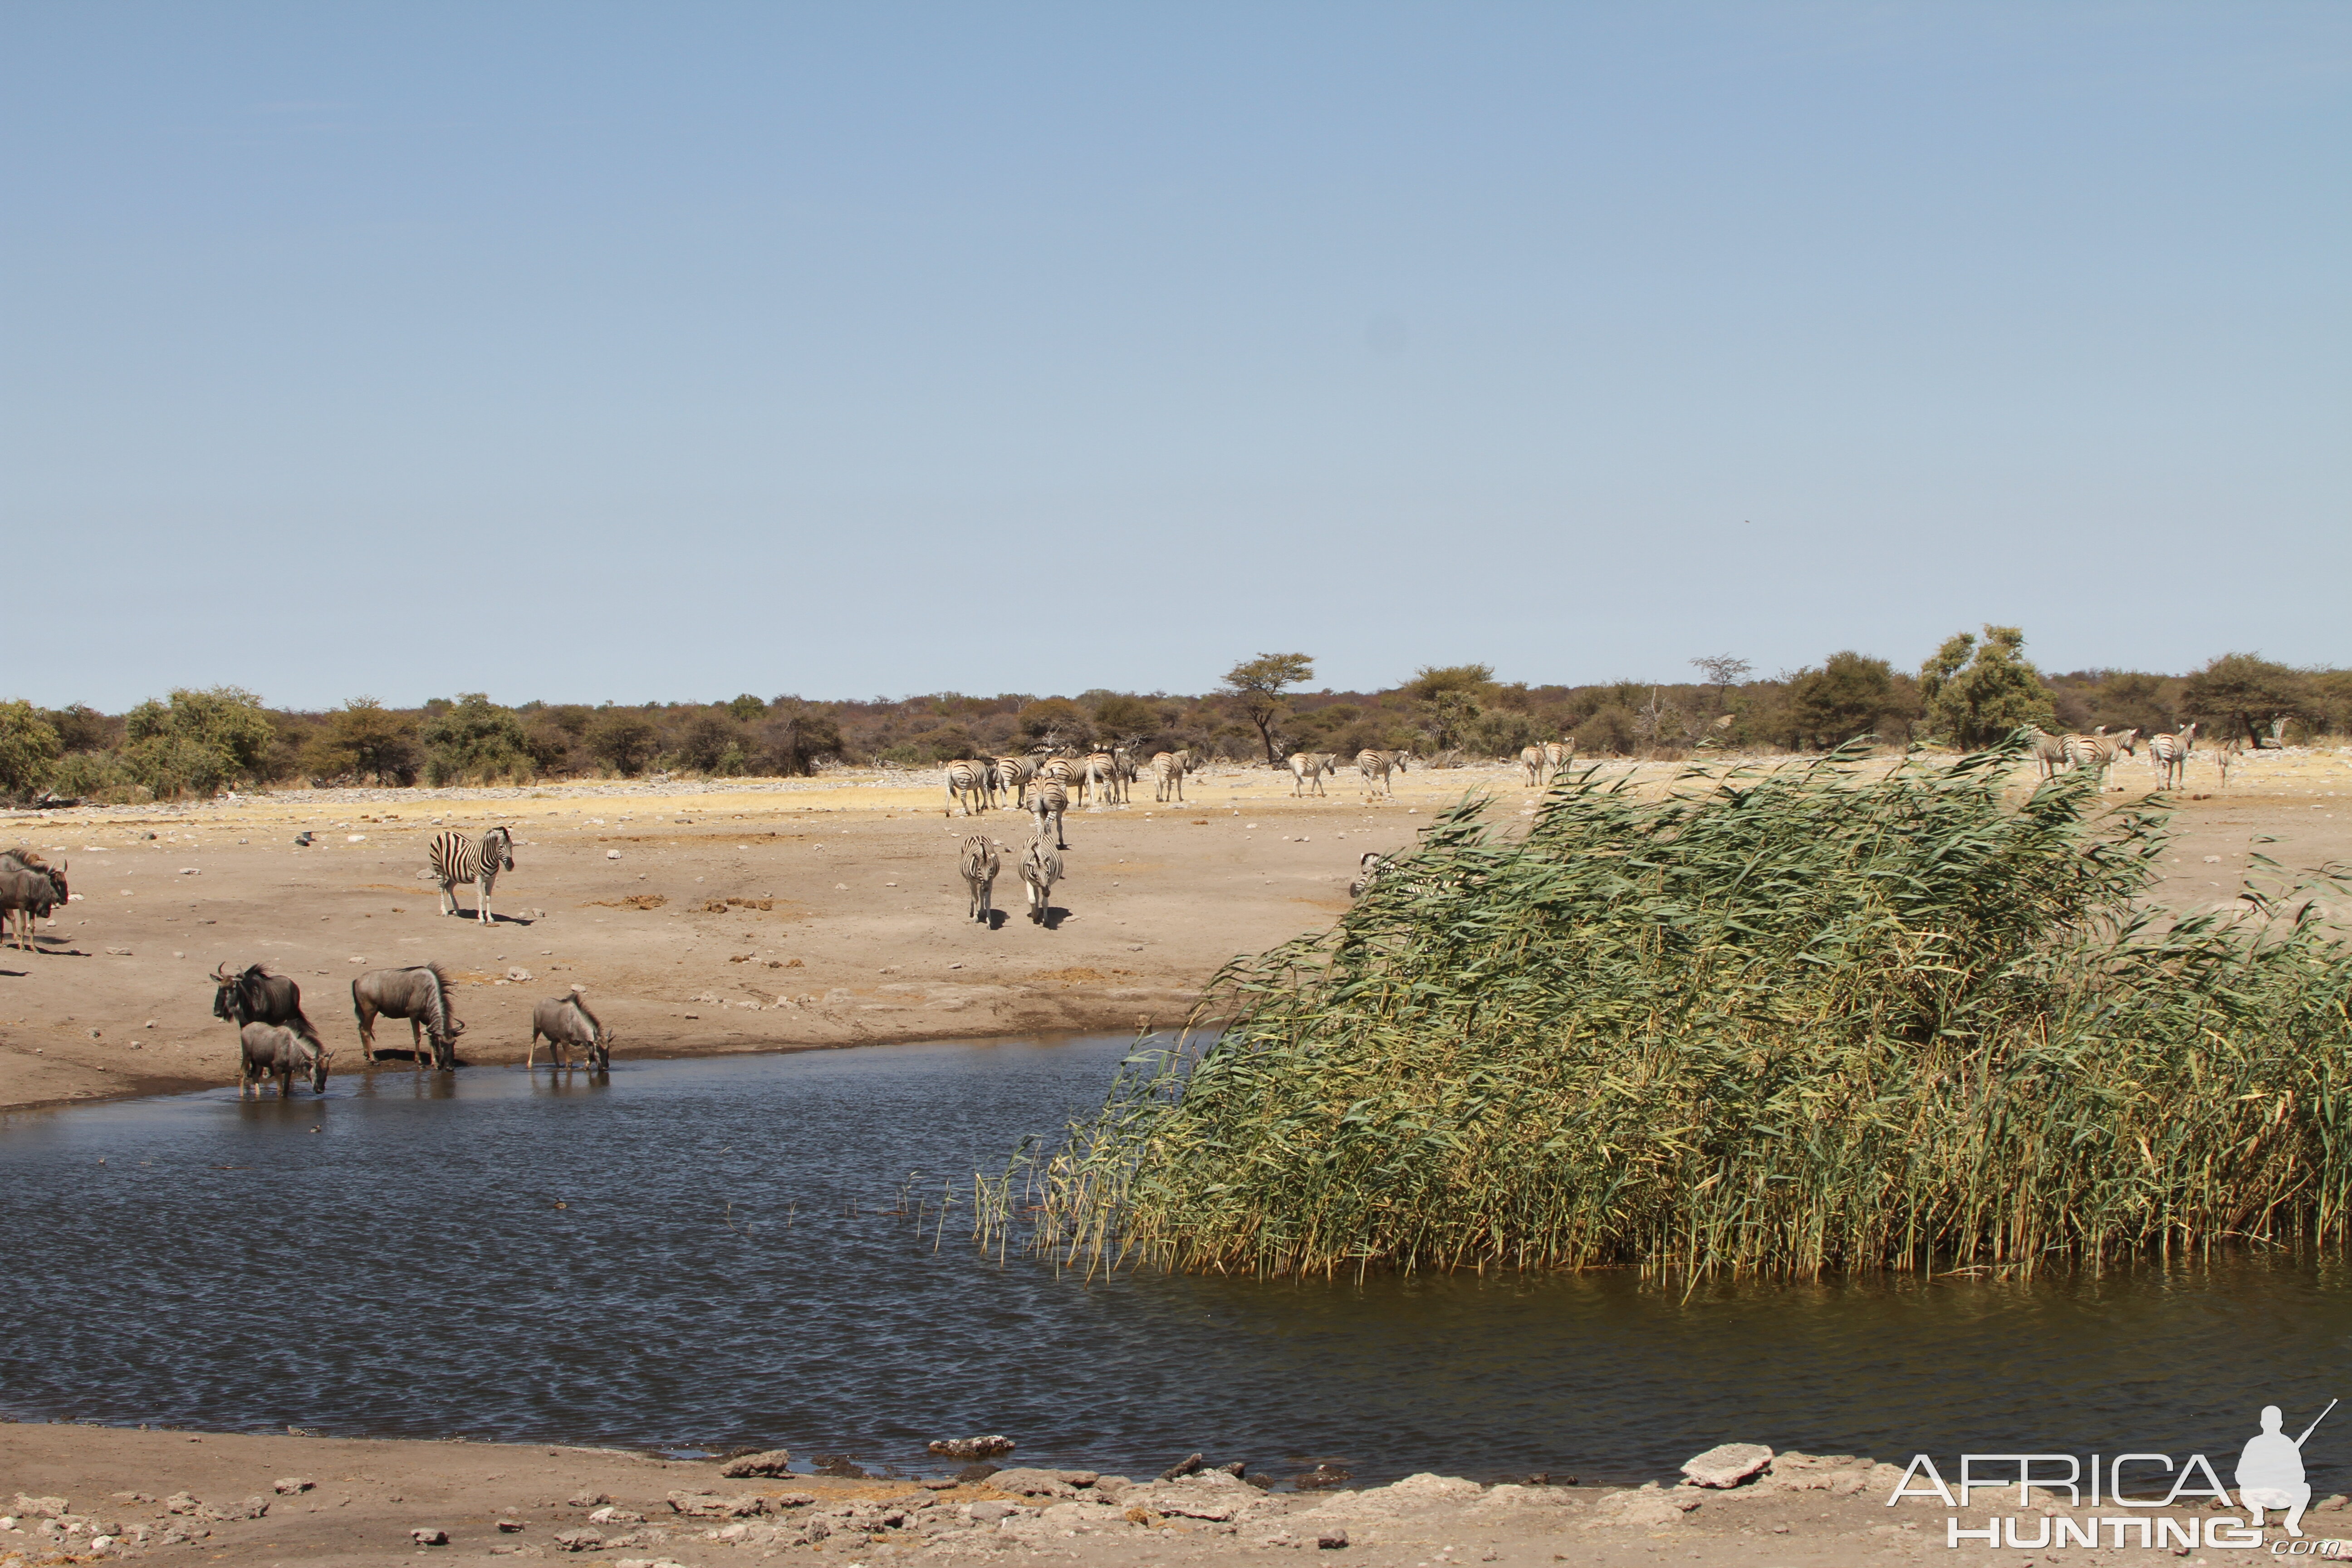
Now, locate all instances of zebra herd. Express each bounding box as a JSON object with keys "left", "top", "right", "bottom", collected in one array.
[
  {"left": 2029, "top": 723, "right": 2202, "bottom": 788},
  {"left": 1288, "top": 749, "right": 1414, "bottom": 798},
  {"left": 957, "top": 832, "right": 1063, "bottom": 926},
  {"left": 945, "top": 748, "right": 1203, "bottom": 818},
  {"left": 1517, "top": 740, "right": 1576, "bottom": 788}
]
